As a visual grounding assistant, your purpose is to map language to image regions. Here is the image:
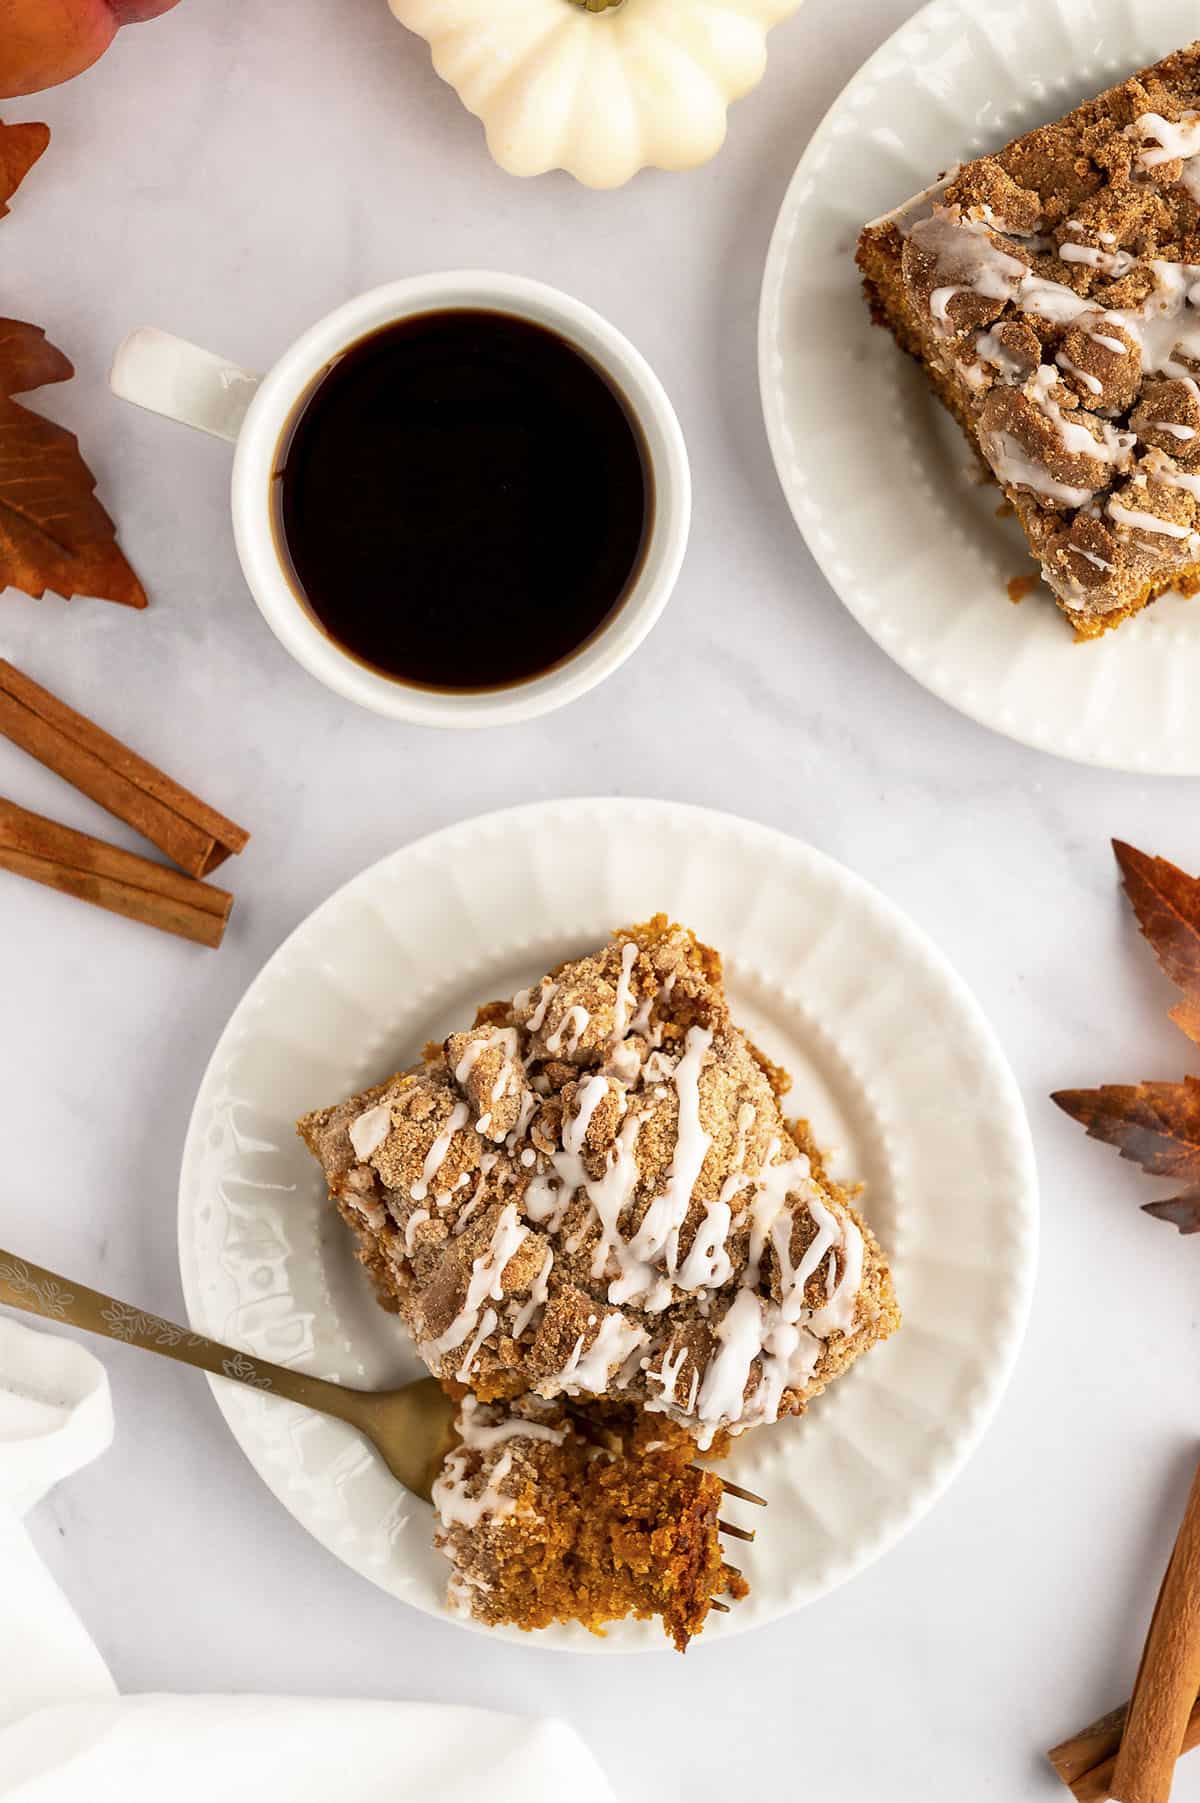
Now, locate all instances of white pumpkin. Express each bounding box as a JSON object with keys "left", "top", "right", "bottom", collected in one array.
[{"left": 389, "top": 0, "right": 802, "bottom": 189}]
